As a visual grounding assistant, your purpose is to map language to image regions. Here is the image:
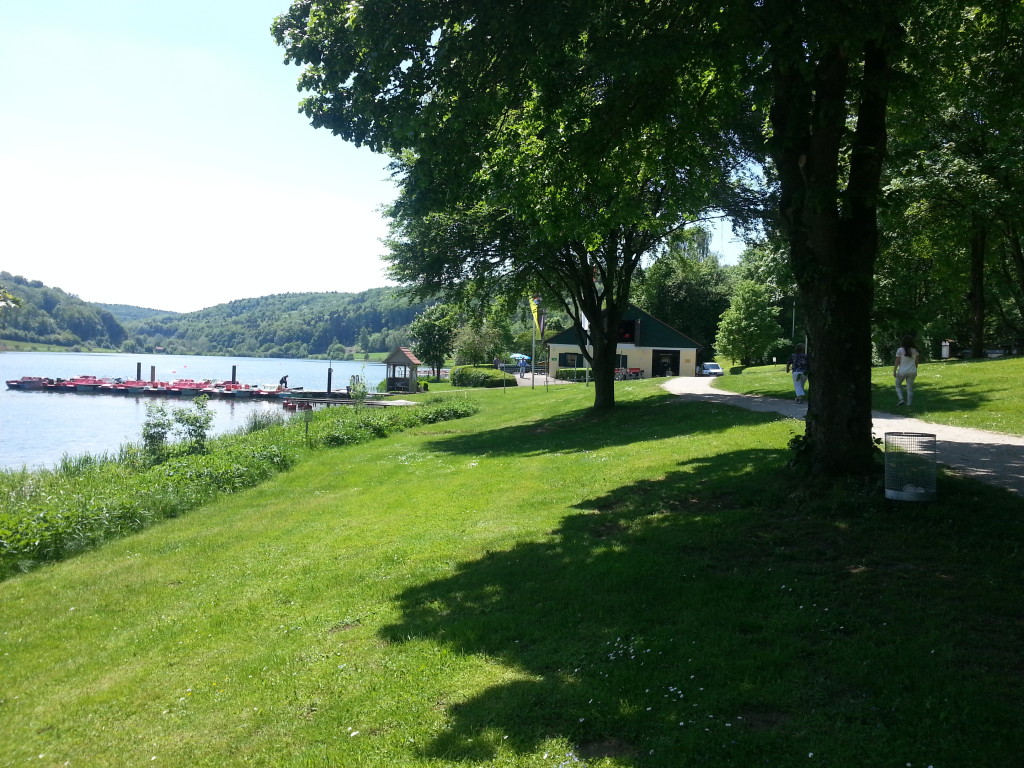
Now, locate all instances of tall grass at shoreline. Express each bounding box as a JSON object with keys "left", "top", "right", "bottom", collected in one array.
[
  {"left": 0, "top": 379, "right": 1021, "bottom": 767},
  {"left": 0, "top": 394, "right": 479, "bottom": 578}
]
